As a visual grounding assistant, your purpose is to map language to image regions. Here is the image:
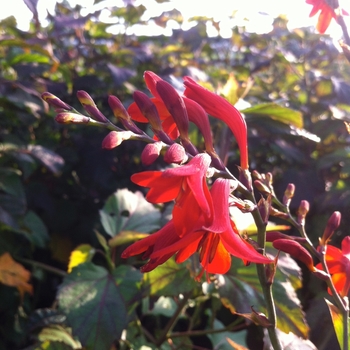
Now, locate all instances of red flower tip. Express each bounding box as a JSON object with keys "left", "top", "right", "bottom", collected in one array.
[
  {"left": 306, "top": 0, "right": 349, "bottom": 34},
  {"left": 102, "top": 130, "right": 132, "bottom": 149},
  {"left": 144, "top": 71, "right": 163, "bottom": 99},
  {"left": 141, "top": 142, "right": 162, "bottom": 165},
  {"left": 133, "top": 91, "right": 162, "bottom": 131},
  {"left": 156, "top": 80, "right": 190, "bottom": 140},
  {"left": 273, "top": 238, "right": 315, "bottom": 271},
  {"left": 55, "top": 112, "right": 90, "bottom": 124},
  {"left": 183, "top": 76, "right": 249, "bottom": 169}
]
